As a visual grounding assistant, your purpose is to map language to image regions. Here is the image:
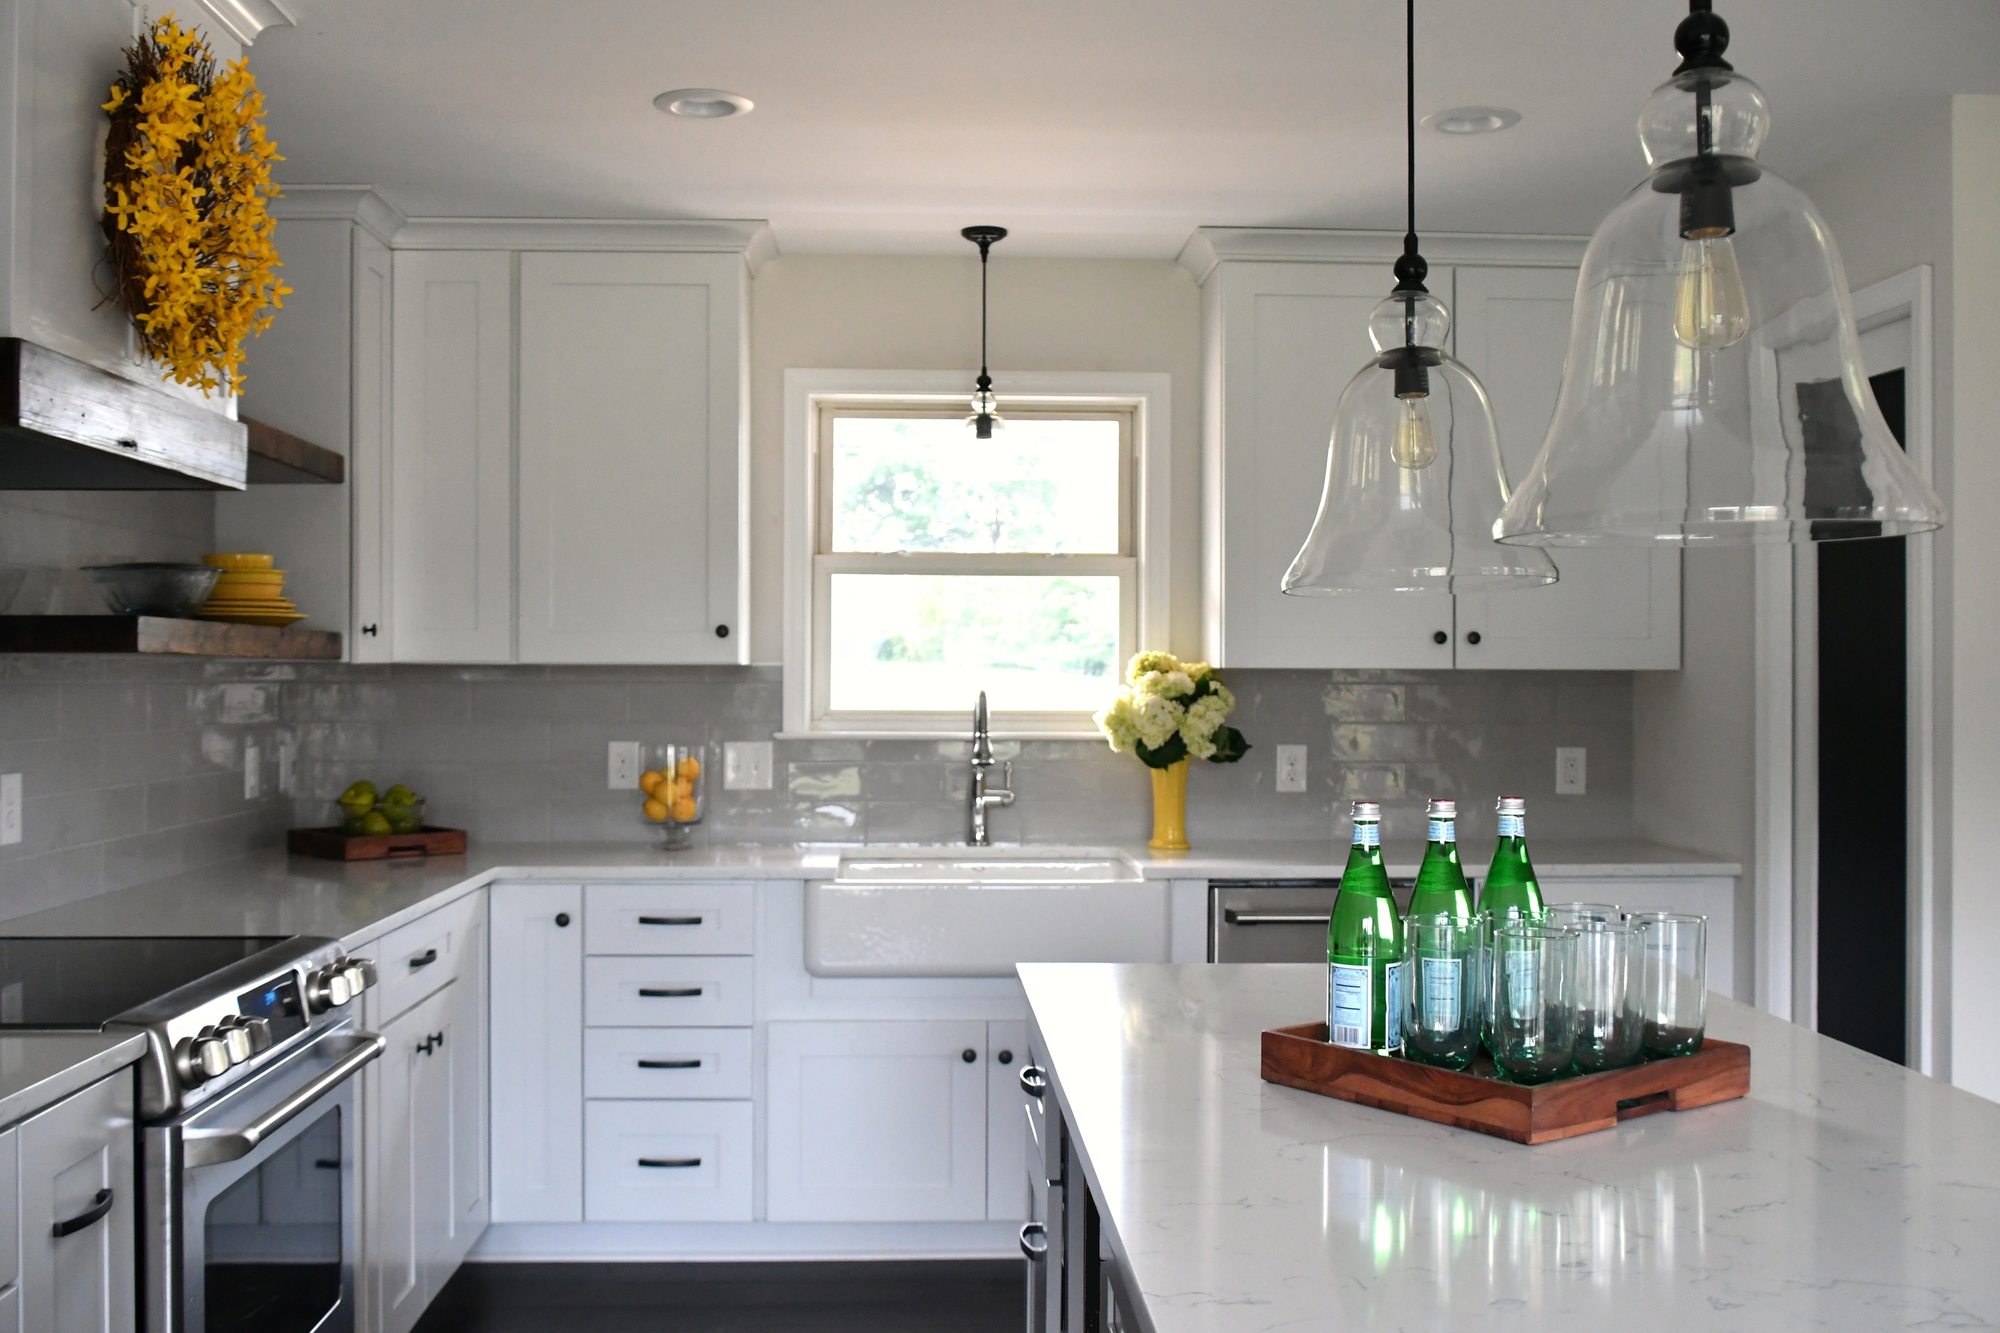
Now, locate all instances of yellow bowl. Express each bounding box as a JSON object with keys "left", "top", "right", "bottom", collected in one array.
[
  {"left": 203, "top": 553, "right": 274, "bottom": 571},
  {"left": 215, "top": 572, "right": 285, "bottom": 590}
]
